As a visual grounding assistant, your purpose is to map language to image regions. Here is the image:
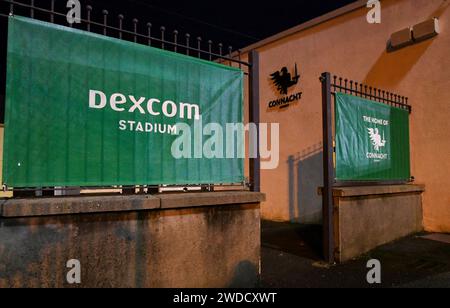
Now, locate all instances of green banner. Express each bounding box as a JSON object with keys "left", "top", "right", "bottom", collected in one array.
[
  {"left": 335, "top": 93, "right": 410, "bottom": 181},
  {"left": 4, "top": 16, "right": 244, "bottom": 188}
]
